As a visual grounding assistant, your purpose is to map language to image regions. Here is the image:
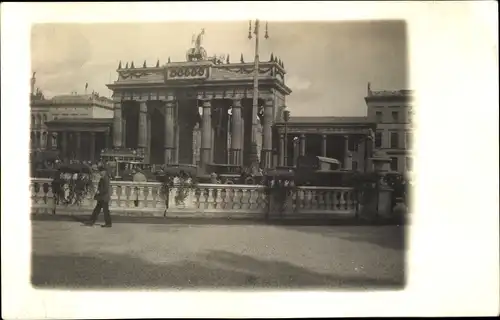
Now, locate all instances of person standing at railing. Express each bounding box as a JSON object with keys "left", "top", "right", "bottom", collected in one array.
[
  {"left": 132, "top": 168, "right": 147, "bottom": 207},
  {"left": 85, "top": 166, "right": 112, "bottom": 228}
]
